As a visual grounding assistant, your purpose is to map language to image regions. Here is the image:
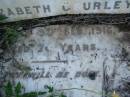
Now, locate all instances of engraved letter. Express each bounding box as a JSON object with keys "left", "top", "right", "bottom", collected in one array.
[
  {"left": 114, "top": 1, "right": 121, "bottom": 9},
  {"left": 33, "top": 6, "right": 41, "bottom": 13},
  {"left": 126, "top": 0, "right": 130, "bottom": 8},
  {"left": 7, "top": 8, "right": 15, "bottom": 16},
  {"left": 94, "top": 2, "right": 101, "bottom": 10},
  {"left": 24, "top": 7, "right": 32, "bottom": 14},
  {"left": 75, "top": 71, "right": 82, "bottom": 78},
  {"left": 104, "top": 1, "right": 111, "bottom": 9},
  {"left": 15, "top": 7, "right": 24, "bottom": 15},
  {"left": 83, "top": 2, "right": 91, "bottom": 10},
  {"left": 62, "top": 5, "right": 71, "bottom": 11},
  {"left": 43, "top": 5, "right": 51, "bottom": 13},
  {"left": 0, "top": 9, "right": 4, "bottom": 15},
  {"left": 75, "top": 44, "right": 81, "bottom": 51},
  {"left": 83, "top": 44, "right": 88, "bottom": 51}
]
